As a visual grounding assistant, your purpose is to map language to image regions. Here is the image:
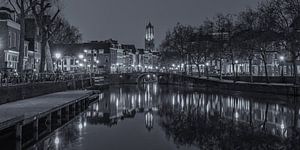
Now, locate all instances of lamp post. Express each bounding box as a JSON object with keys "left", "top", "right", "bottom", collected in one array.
[
  {"left": 205, "top": 62, "right": 209, "bottom": 79},
  {"left": 55, "top": 53, "right": 61, "bottom": 71},
  {"left": 279, "top": 56, "right": 285, "bottom": 80},
  {"left": 235, "top": 60, "right": 239, "bottom": 78}
]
